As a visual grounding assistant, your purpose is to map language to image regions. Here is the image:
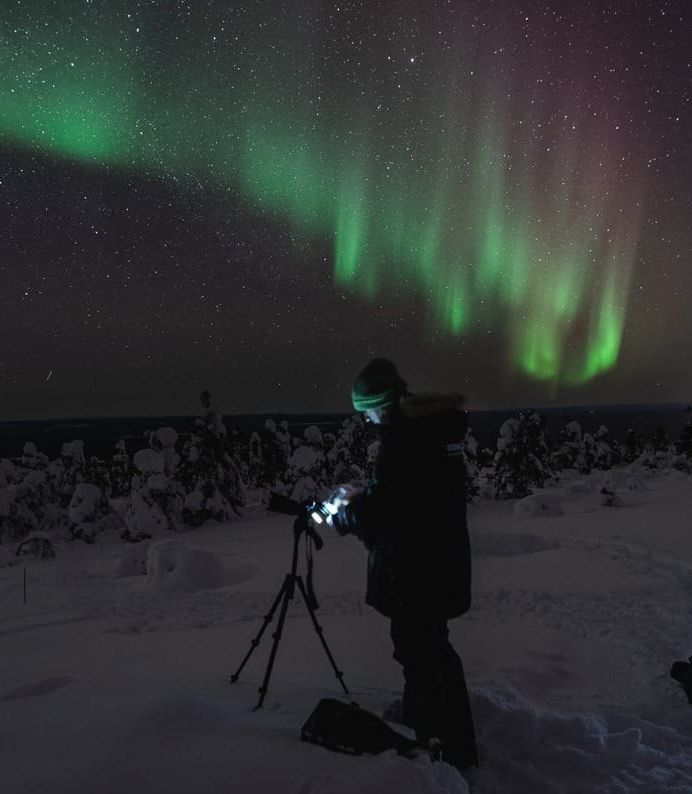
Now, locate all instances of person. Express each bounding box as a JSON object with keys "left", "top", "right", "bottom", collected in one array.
[{"left": 328, "top": 357, "right": 479, "bottom": 773}]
